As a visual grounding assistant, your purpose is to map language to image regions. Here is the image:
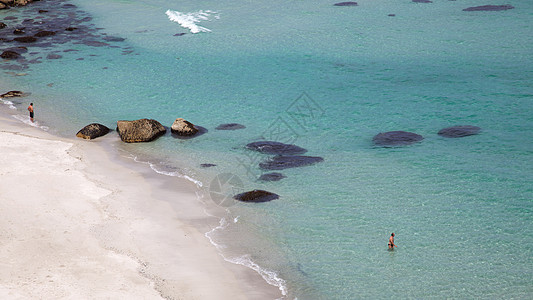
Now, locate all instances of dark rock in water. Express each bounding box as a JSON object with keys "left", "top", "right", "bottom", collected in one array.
[
  {"left": 259, "top": 172, "right": 286, "bottom": 181},
  {"left": 174, "top": 33, "right": 186, "bottom": 36},
  {"left": 103, "top": 36, "right": 125, "bottom": 42},
  {"left": 373, "top": 131, "right": 424, "bottom": 146},
  {"left": 1, "top": 50, "right": 21, "bottom": 59},
  {"left": 4, "top": 17, "right": 17, "bottom": 21},
  {"left": 76, "top": 123, "right": 110, "bottom": 140},
  {"left": 171, "top": 118, "right": 199, "bottom": 136},
  {"left": 215, "top": 123, "right": 246, "bottom": 130},
  {"left": 412, "top": 0, "right": 432, "bottom": 3},
  {"left": 13, "top": 28, "right": 25, "bottom": 35},
  {"left": 200, "top": 163, "right": 217, "bottom": 168},
  {"left": 14, "top": 36, "right": 37, "bottom": 43},
  {"left": 38, "top": 10, "right": 48, "bottom": 13},
  {"left": 116, "top": 119, "right": 166, "bottom": 143},
  {"left": 0, "top": 90, "right": 25, "bottom": 98},
  {"left": 0, "top": 23, "right": 6, "bottom": 29},
  {"left": 463, "top": 5, "right": 514, "bottom": 11},
  {"left": 234, "top": 190, "right": 279, "bottom": 203},
  {"left": 388, "top": 14, "right": 396, "bottom": 17},
  {"left": 46, "top": 53, "right": 62, "bottom": 59},
  {"left": 438, "top": 125, "right": 481, "bottom": 138},
  {"left": 260, "top": 155, "right": 324, "bottom": 170},
  {"left": 246, "top": 141, "right": 307, "bottom": 155},
  {"left": 34, "top": 30, "right": 56, "bottom": 37},
  {"left": 80, "top": 40, "right": 109, "bottom": 47},
  {"left": 334, "top": 2, "right": 358, "bottom": 6},
  {"left": 65, "top": 27, "right": 78, "bottom": 31}
]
